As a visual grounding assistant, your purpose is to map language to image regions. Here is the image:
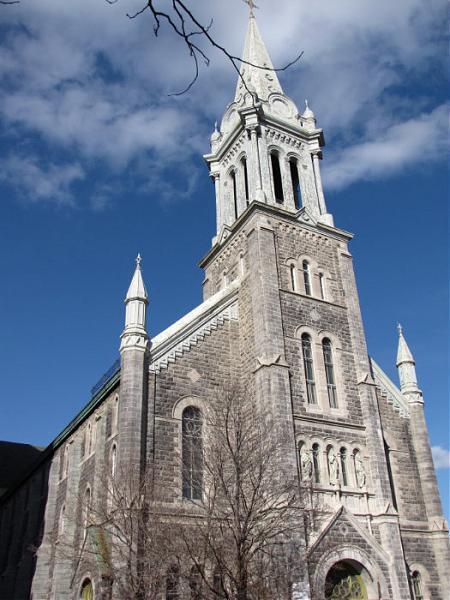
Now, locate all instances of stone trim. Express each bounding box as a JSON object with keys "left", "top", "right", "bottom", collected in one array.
[
  {"left": 370, "top": 358, "right": 409, "bottom": 418},
  {"left": 149, "top": 285, "right": 239, "bottom": 374}
]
